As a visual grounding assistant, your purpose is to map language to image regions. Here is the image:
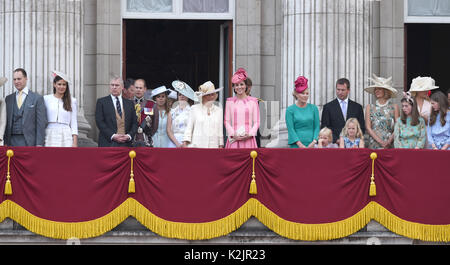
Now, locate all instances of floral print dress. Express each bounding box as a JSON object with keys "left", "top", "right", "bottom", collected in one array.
[{"left": 368, "top": 100, "right": 396, "bottom": 149}]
